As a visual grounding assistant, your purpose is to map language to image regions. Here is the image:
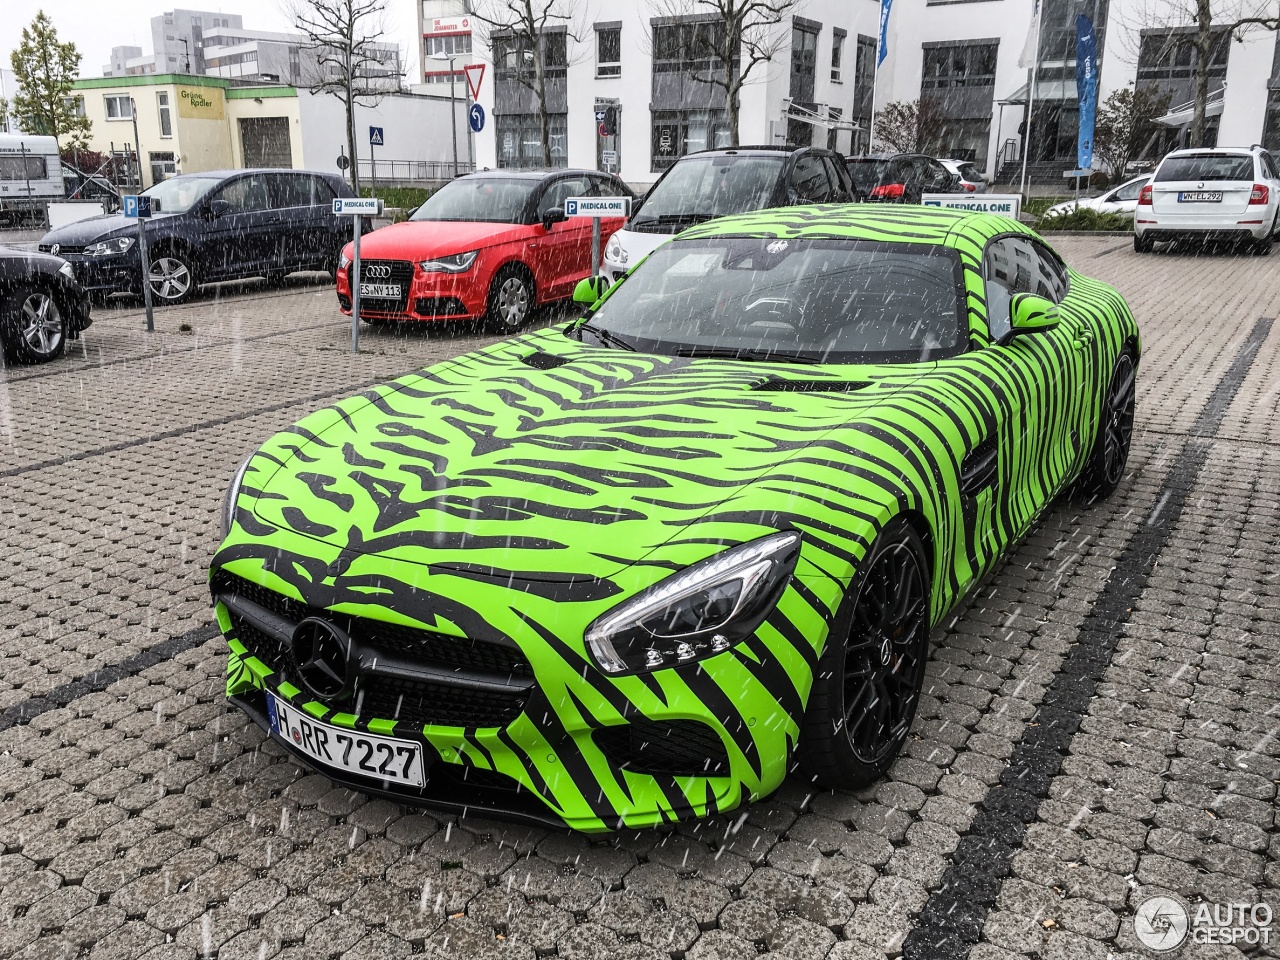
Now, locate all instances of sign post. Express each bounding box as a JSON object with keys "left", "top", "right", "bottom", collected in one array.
[
  {"left": 368, "top": 126, "right": 383, "bottom": 193},
  {"left": 332, "top": 196, "right": 384, "bottom": 353},
  {"left": 565, "top": 196, "right": 630, "bottom": 276},
  {"left": 128, "top": 98, "right": 155, "bottom": 333}
]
